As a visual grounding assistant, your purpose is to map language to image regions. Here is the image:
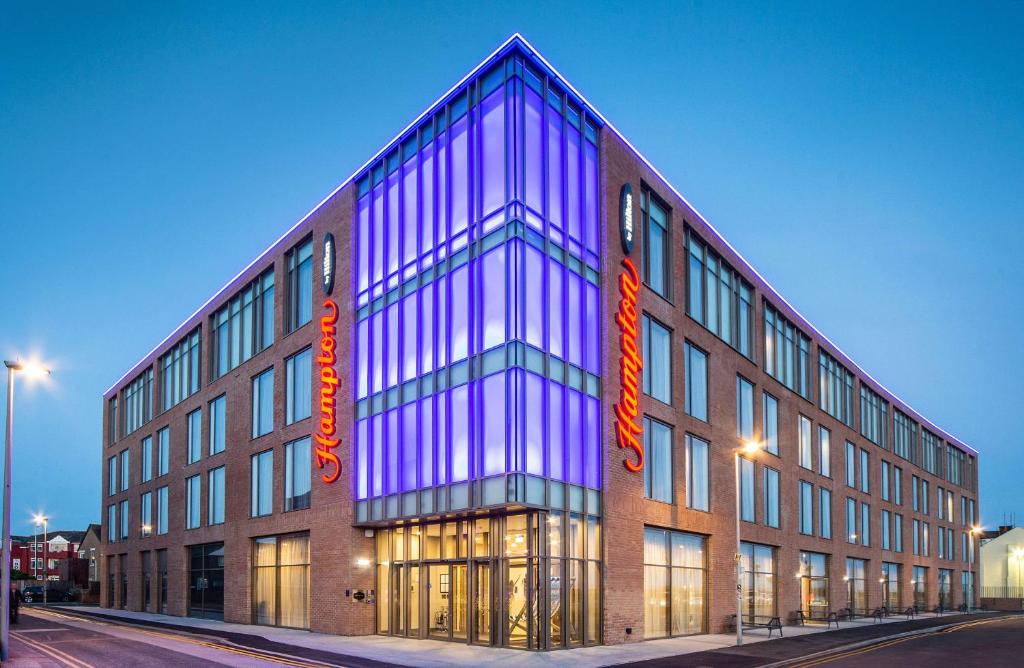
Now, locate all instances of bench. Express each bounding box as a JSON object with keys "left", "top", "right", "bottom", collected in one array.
[
  {"left": 729, "top": 614, "right": 784, "bottom": 637},
  {"left": 904, "top": 606, "right": 917, "bottom": 619},
  {"left": 793, "top": 609, "right": 840, "bottom": 629}
]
